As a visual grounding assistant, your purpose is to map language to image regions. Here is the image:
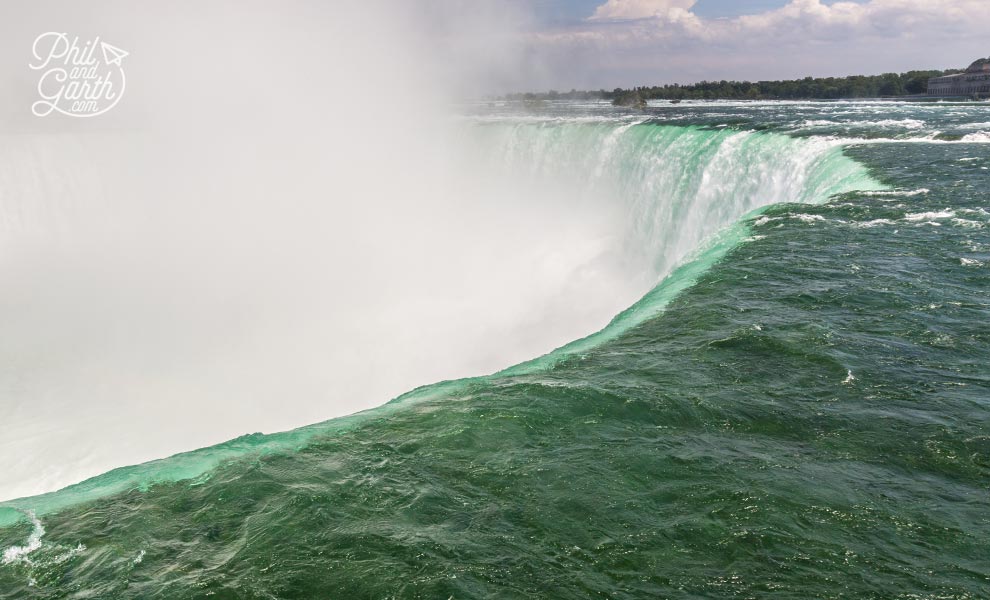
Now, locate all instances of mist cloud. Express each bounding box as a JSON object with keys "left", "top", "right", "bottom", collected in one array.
[{"left": 0, "top": 0, "right": 631, "bottom": 500}]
